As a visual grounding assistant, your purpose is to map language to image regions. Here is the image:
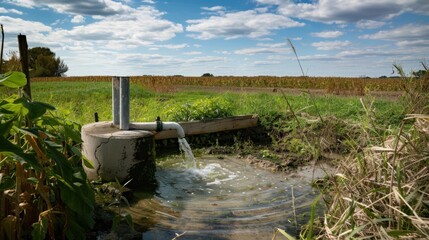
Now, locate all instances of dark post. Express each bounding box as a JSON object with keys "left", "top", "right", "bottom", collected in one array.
[
  {"left": 0, "top": 24, "right": 4, "bottom": 73},
  {"left": 18, "top": 34, "right": 31, "bottom": 99}
]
